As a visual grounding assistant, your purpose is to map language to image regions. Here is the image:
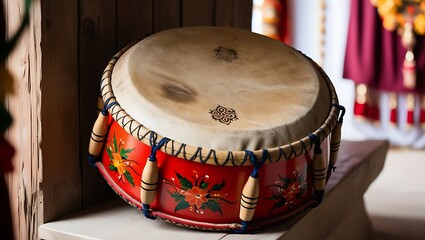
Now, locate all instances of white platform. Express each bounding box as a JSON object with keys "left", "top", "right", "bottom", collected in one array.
[{"left": 39, "top": 140, "right": 389, "bottom": 240}]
